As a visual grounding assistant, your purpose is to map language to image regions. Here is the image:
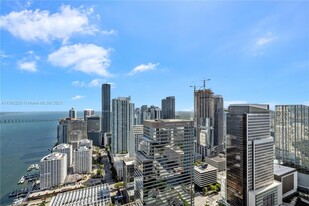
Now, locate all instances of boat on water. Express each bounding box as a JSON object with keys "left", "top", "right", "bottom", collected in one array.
[
  {"left": 27, "top": 164, "right": 39, "bottom": 172},
  {"left": 18, "top": 176, "right": 25, "bottom": 184},
  {"left": 13, "top": 198, "right": 23, "bottom": 205}
]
